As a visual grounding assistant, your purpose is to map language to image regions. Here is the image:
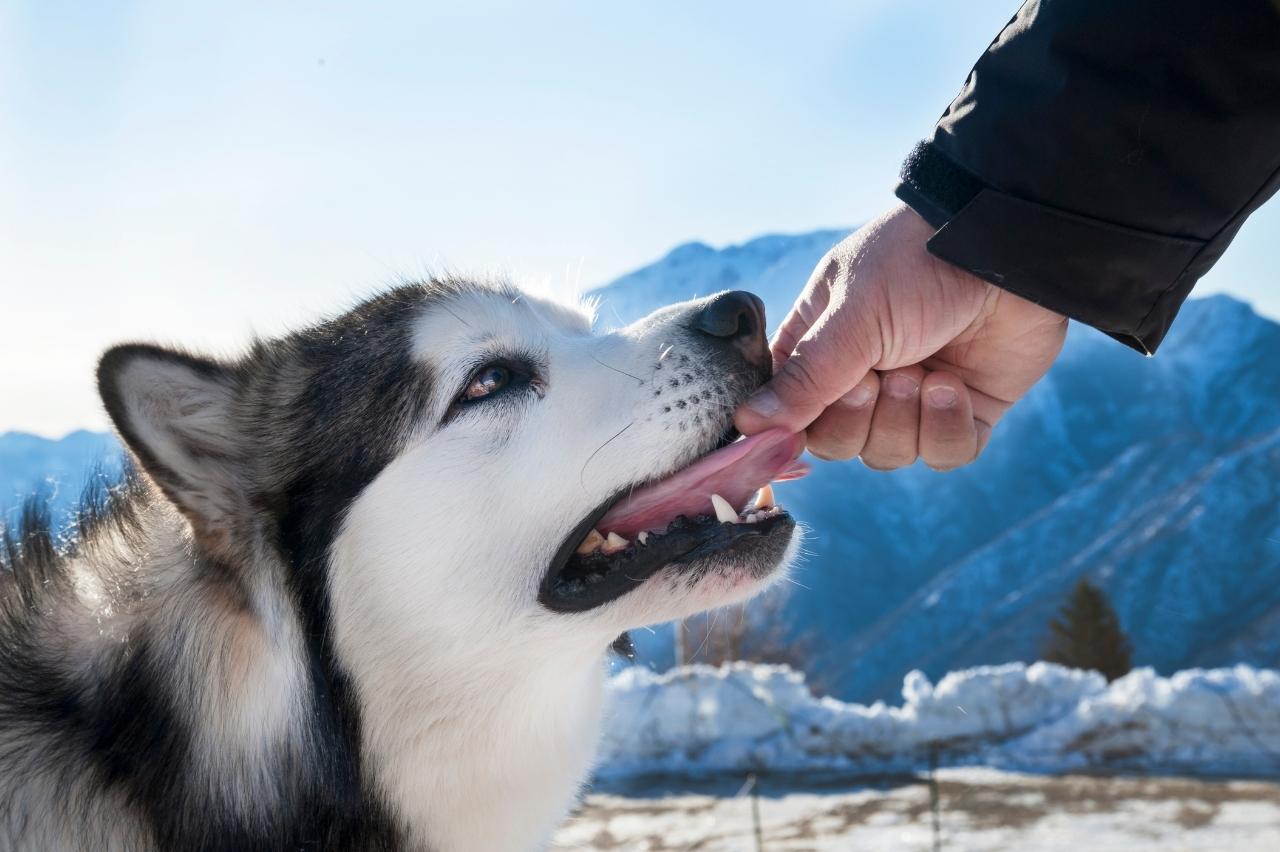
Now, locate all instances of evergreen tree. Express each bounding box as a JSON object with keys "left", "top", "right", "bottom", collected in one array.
[{"left": 1043, "top": 578, "right": 1133, "bottom": 682}]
